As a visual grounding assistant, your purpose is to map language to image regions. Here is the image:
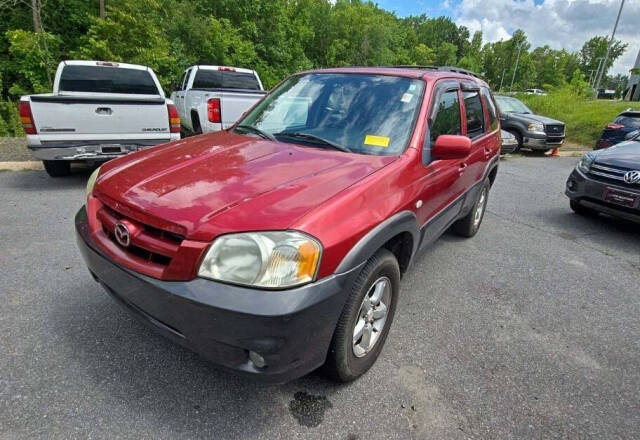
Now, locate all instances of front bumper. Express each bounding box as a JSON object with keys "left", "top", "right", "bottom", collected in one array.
[
  {"left": 29, "top": 137, "right": 178, "bottom": 161},
  {"left": 75, "top": 207, "right": 358, "bottom": 383},
  {"left": 565, "top": 168, "right": 640, "bottom": 223},
  {"left": 523, "top": 133, "right": 565, "bottom": 150}
]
